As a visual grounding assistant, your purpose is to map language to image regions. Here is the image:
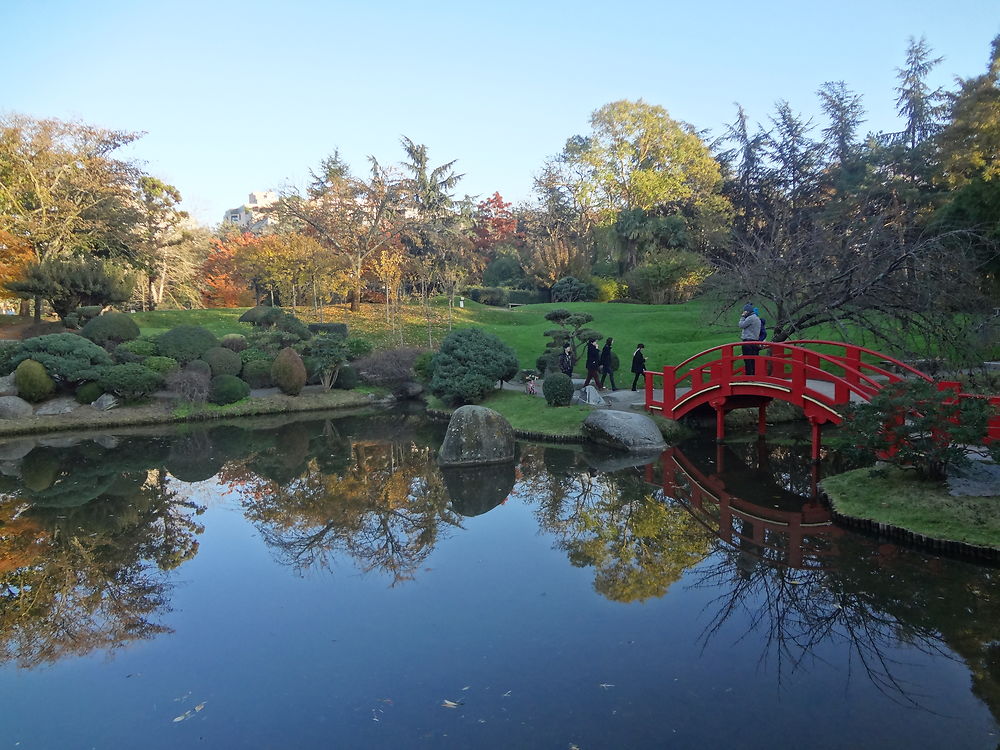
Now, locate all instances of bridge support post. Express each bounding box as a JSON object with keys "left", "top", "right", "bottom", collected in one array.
[
  {"left": 809, "top": 419, "right": 822, "bottom": 462},
  {"left": 758, "top": 404, "right": 768, "bottom": 436},
  {"left": 714, "top": 404, "right": 726, "bottom": 443}
]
